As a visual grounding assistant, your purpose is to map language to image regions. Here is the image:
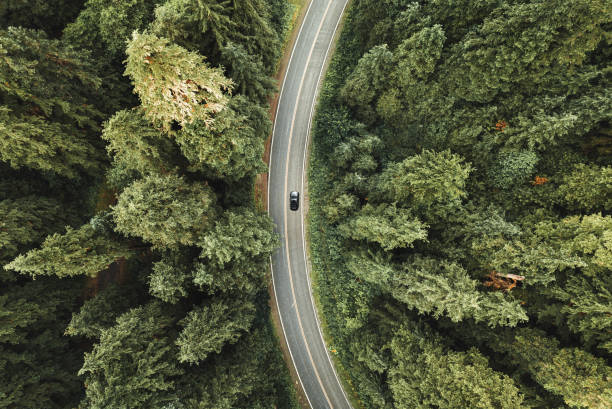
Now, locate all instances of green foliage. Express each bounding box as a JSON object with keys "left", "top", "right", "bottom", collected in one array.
[
  {"left": 507, "top": 328, "right": 612, "bottom": 409},
  {"left": 149, "top": 257, "right": 191, "bottom": 304},
  {"left": 63, "top": 0, "right": 163, "bottom": 62},
  {"left": 0, "top": 0, "right": 85, "bottom": 37},
  {"left": 0, "top": 27, "right": 105, "bottom": 178},
  {"left": 0, "top": 279, "right": 83, "bottom": 409},
  {"left": 339, "top": 203, "right": 428, "bottom": 250},
  {"left": 491, "top": 150, "right": 539, "bottom": 189},
  {"left": 0, "top": 196, "right": 75, "bottom": 265},
  {"left": 102, "top": 108, "right": 181, "bottom": 175},
  {"left": 176, "top": 298, "right": 255, "bottom": 364},
  {"left": 124, "top": 31, "right": 233, "bottom": 132},
  {"left": 176, "top": 95, "right": 269, "bottom": 179},
  {"left": 389, "top": 324, "right": 526, "bottom": 409},
  {"left": 112, "top": 173, "right": 217, "bottom": 248},
  {"left": 308, "top": 1, "right": 612, "bottom": 407},
  {"left": 347, "top": 251, "right": 527, "bottom": 327},
  {"left": 66, "top": 283, "right": 139, "bottom": 339},
  {"left": 198, "top": 207, "right": 278, "bottom": 267},
  {"left": 558, "top": 163, "right": 612, "bottom": 211},
  {"left": 376, "top": 149, "right": 472, "bottom": 208},
  {"left": 220, "top": 42, "right": 277, "bottom": 104},
  {"left": 79, "top": 302, "right": 183, "bottom": 408},
  {"left": 5, "top": 223, "right": 131, "bottom": 278}
]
